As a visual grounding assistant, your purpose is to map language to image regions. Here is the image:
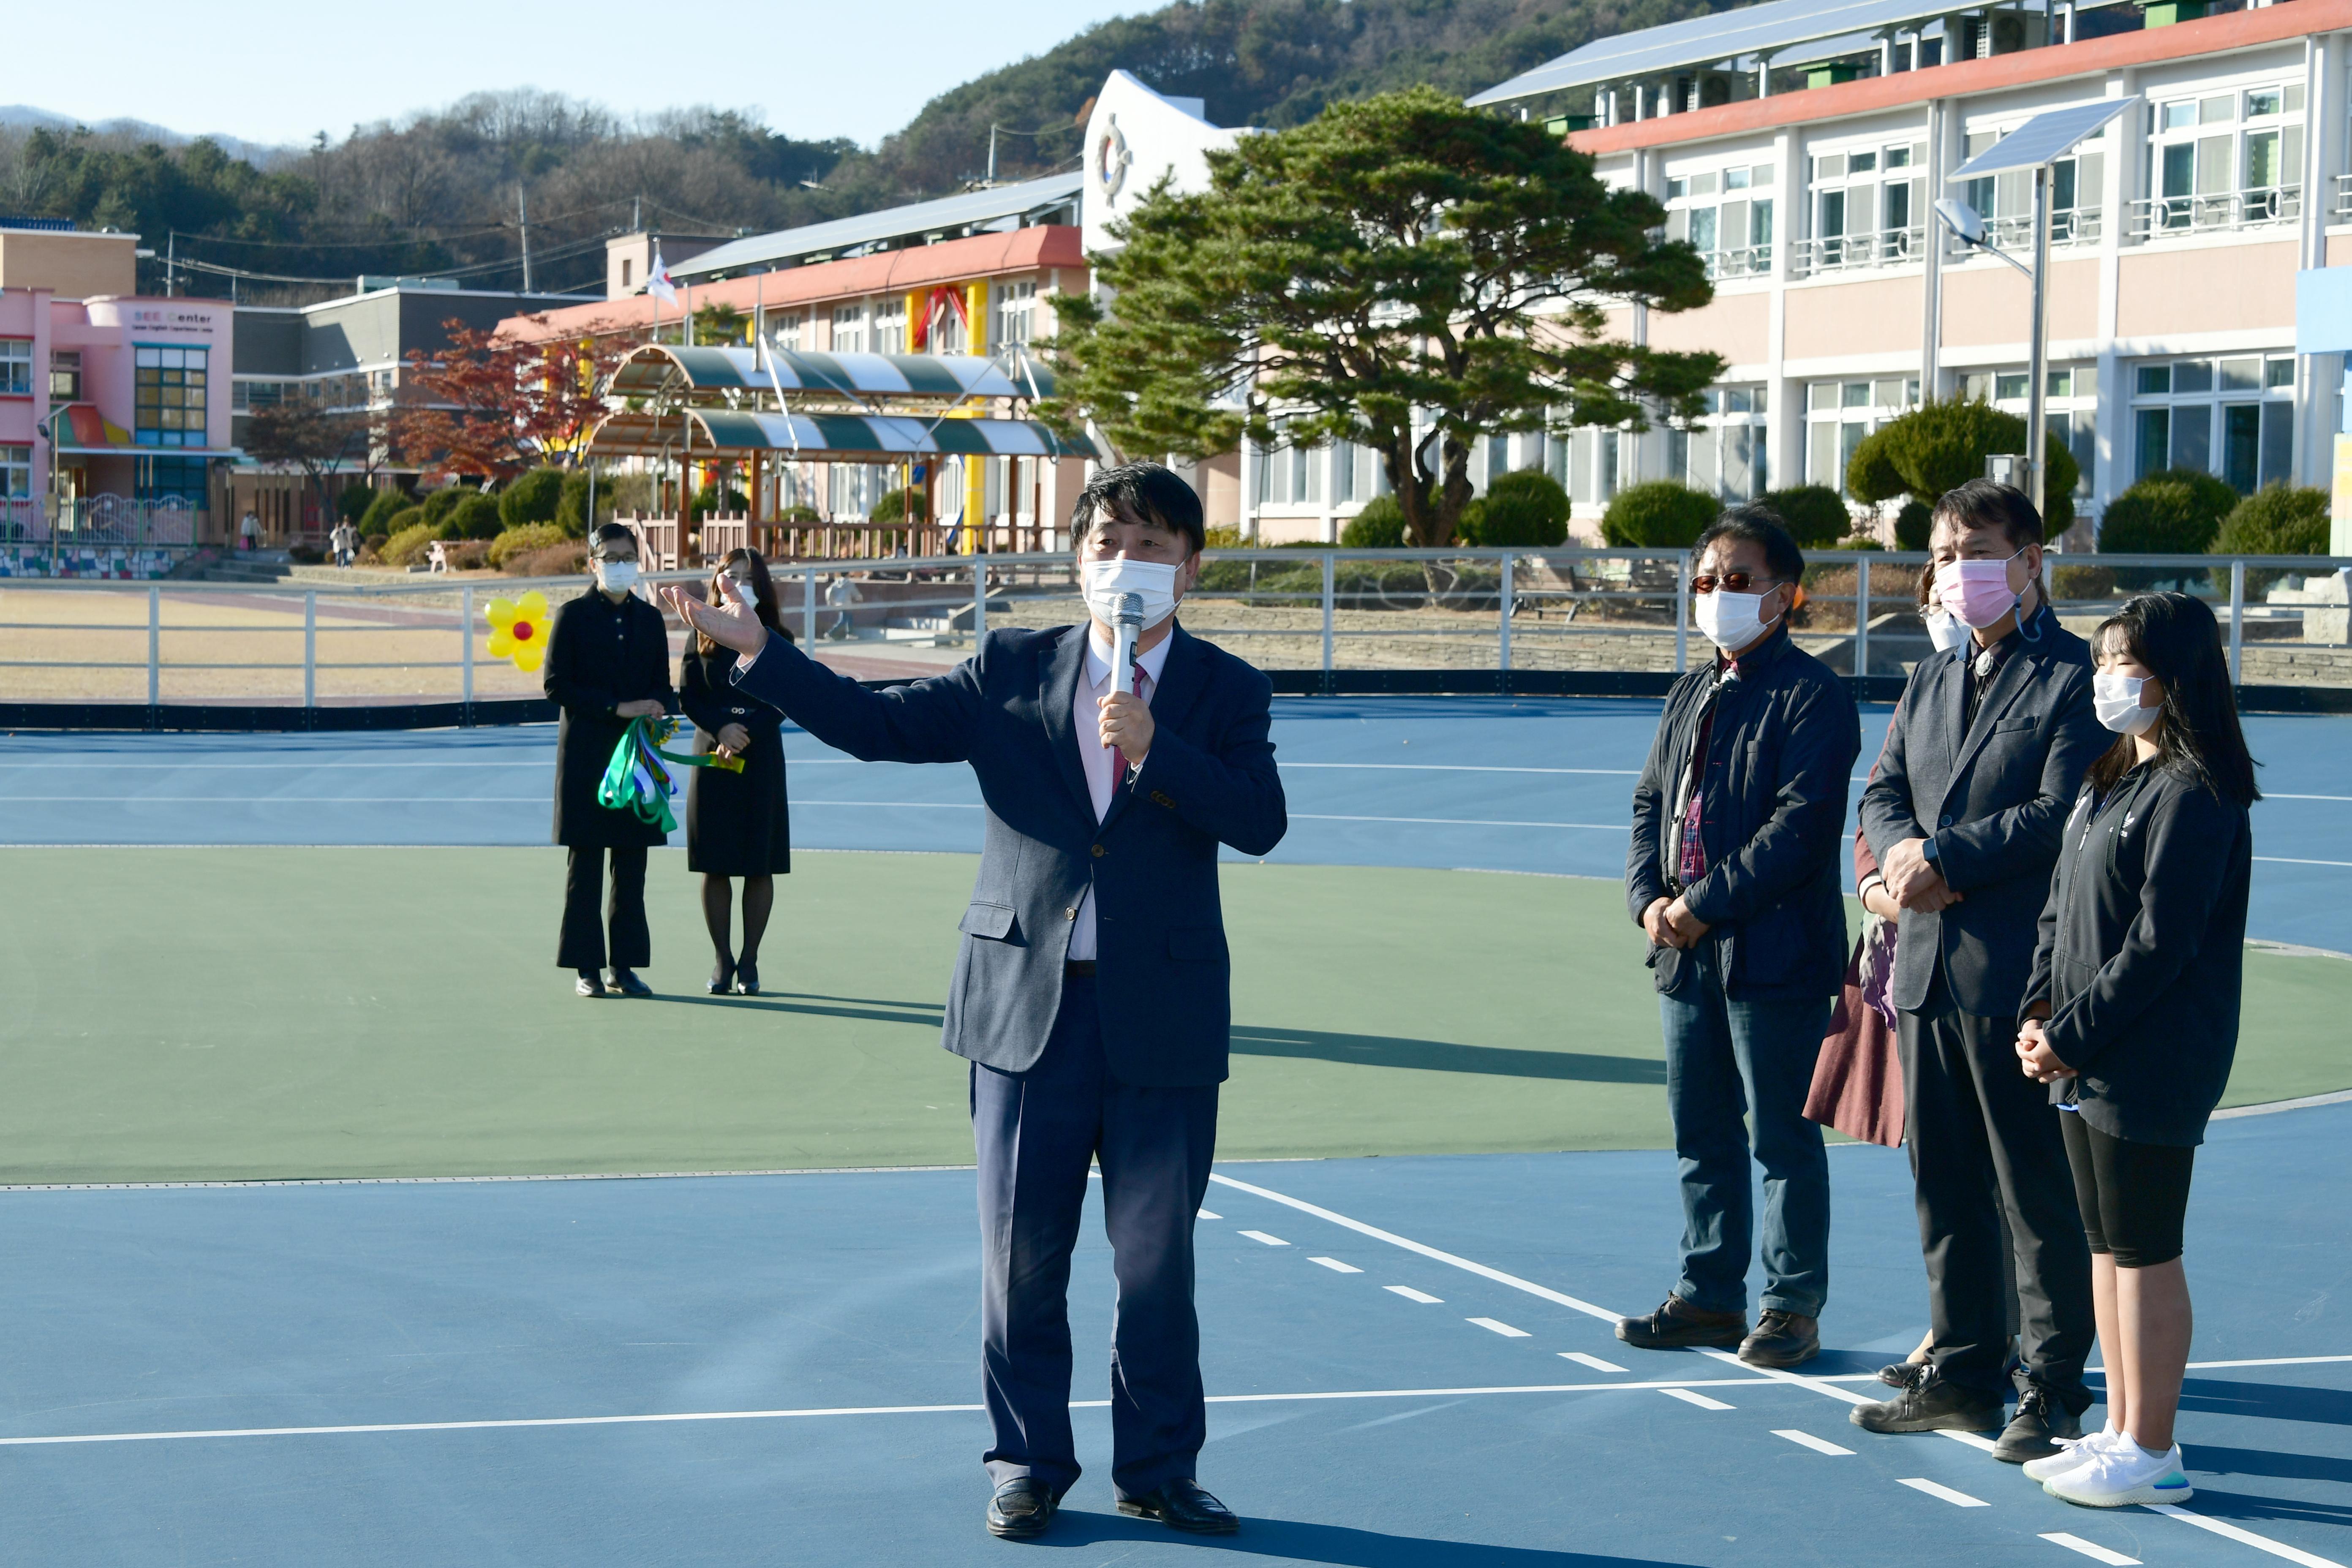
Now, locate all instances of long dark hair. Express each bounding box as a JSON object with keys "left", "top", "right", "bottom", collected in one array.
[
  {"left": 700, "top": 548, "right": 788, "bottom": 653},
  {"left": 2084, "top": 591, "right": 2259, "bottom": 806}
]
